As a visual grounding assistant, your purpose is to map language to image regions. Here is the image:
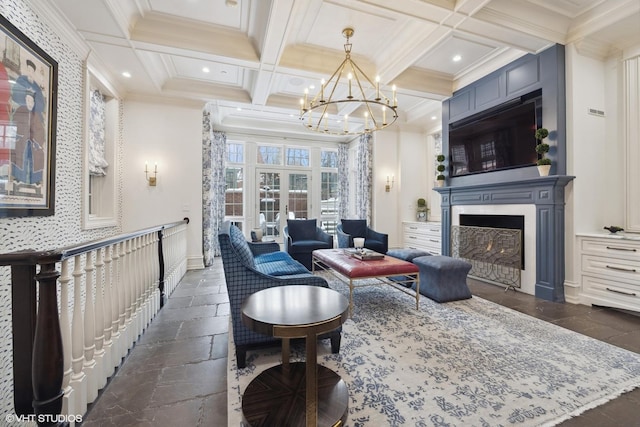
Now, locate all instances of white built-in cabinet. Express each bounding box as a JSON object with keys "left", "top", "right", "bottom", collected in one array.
[
  {"left": 578, "top": 234, "right": 640, "bottom": 312},
  {"left": 403, "top": 221, "right": 441, "bottom": 255},
  {"left": 624, "top": 55, "right": 640, "bottom": 232}
]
